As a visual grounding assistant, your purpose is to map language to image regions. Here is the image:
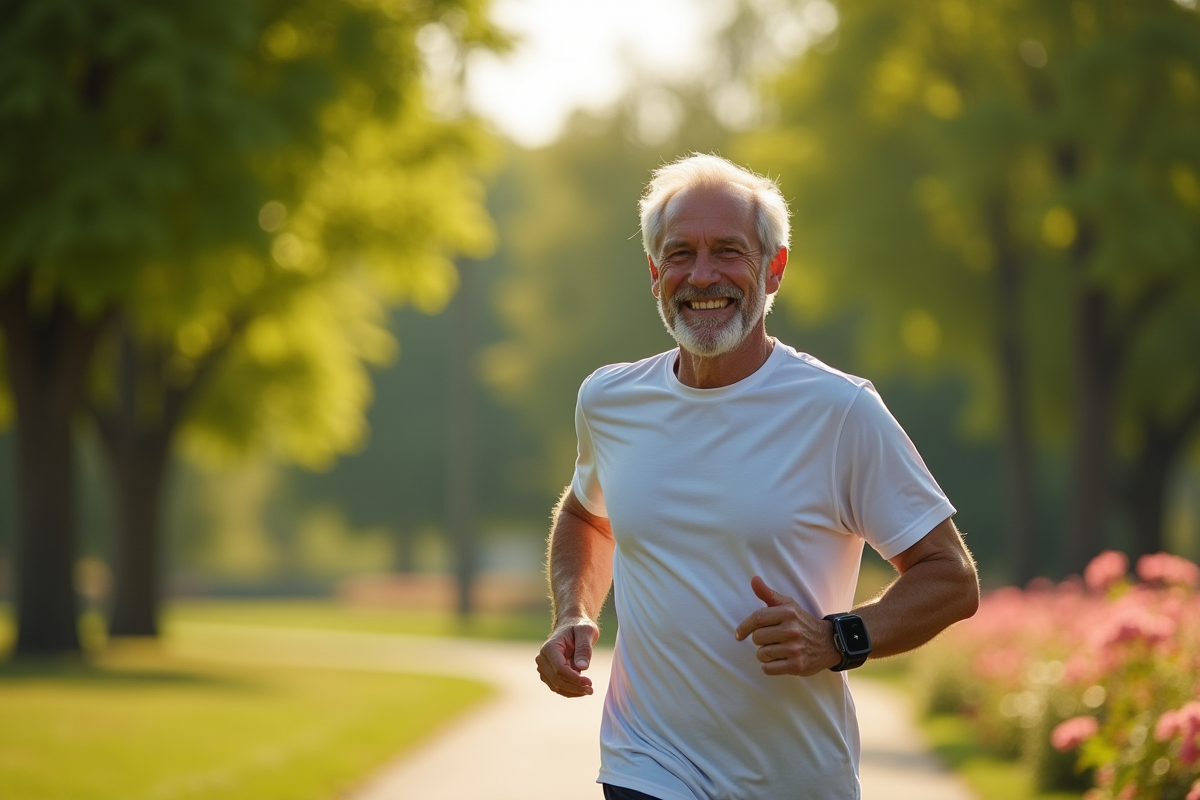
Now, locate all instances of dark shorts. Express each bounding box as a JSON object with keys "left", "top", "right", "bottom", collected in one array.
[{"left": 602, "top": 785, "right": 663, "bottom": 800}]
